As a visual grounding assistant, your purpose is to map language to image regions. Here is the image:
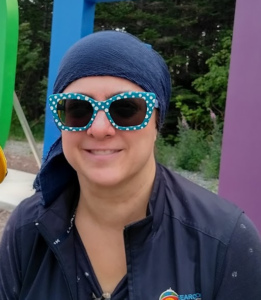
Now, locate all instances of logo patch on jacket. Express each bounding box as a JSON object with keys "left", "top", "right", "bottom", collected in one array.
[
  {"left": 178, "top": 294, "right": 201, "bottom": 300},
  {"left": 159, "top": 288, "right": 179, "bottom": 300},
  {"left": 159, "top": 289, "right": 201, "bottom": 300}
]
